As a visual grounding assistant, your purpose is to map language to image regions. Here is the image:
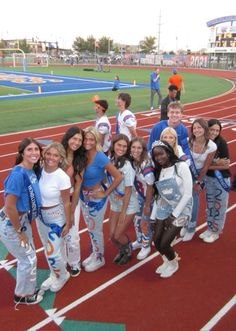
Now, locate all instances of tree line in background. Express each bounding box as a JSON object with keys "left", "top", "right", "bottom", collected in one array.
[{"left": 72, "top": 35, "right": 158, "bottom": 54}]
